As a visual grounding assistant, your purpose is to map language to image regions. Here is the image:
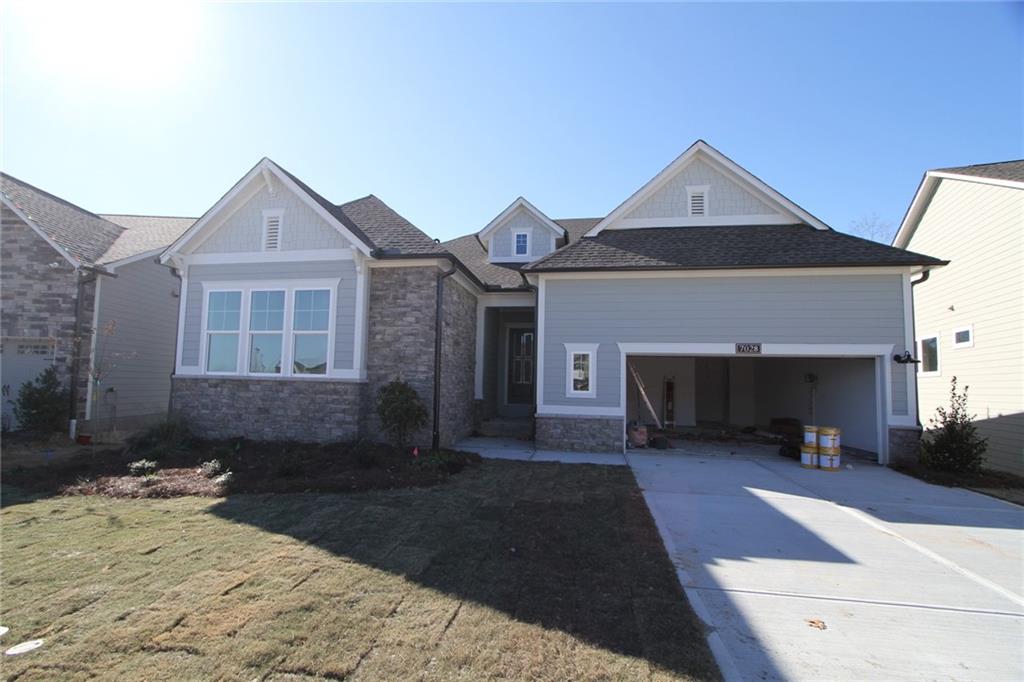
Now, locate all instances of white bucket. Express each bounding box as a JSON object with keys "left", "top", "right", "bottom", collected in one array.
[
  {"left": 818, "top": 427, "right": 841, "bottom": 451},
  {"left": 820, "top": 451, "right": 841, "bottom": 471},
  {"left": 800, "top": 444, "right": 818, "bottom": 469},
  {"left": 803, "top": 425, "right": 819, "bottom": 446}
]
